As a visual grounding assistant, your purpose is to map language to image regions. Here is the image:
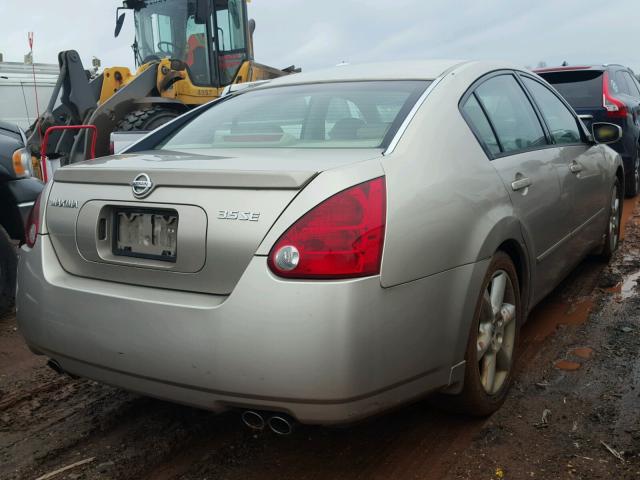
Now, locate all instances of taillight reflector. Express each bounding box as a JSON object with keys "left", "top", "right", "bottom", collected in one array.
[
  {"left": 25, "top": 193, "right": 42, "bottom": 248},
  {"left": 268, "top": 177, "right": 386, "bottom": 279}
]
